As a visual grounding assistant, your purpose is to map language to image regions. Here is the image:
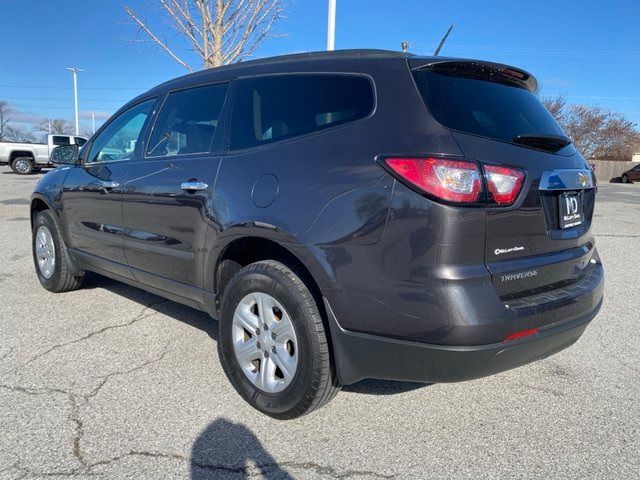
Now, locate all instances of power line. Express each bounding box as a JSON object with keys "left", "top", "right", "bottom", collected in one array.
[
  {"left": 1, "top": 95, "right": 133, "bottom": 102},
  {"left": 0, "top": 84, "right": 152, "bottom": 90}
]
